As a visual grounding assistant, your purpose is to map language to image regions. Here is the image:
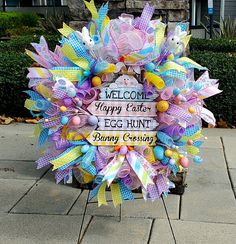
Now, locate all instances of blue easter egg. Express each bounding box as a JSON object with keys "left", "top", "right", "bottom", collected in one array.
[
  {"left": 173, "top": 88, "right": 181, "bottom": 96},
  {"left": 81, "top": 145, "right": 90, "bottom": 154},
  {"left": 88, "top": 115, "right": 98, "bottom": 126},
  {"left": 193, "top": 156, "right": 203, "bottom": 164},
  {"left": 144, "top": 62, "right": 155, "bottom": 72},
  {"left": 153, "top": 146, "right": 165, "bottom": 160},
  {"left": 77, "top": 101, "right": 83, "bottom": 107},
  {"left": 194, "top": 83, "right": 202, "bottom": 91},
  {"left": 61, "top": 116, "right": 69, "bottom": 125}
]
